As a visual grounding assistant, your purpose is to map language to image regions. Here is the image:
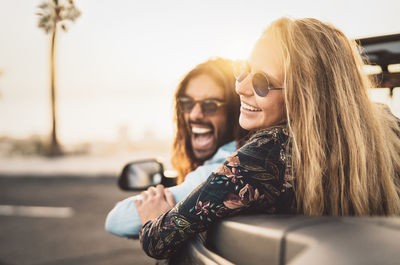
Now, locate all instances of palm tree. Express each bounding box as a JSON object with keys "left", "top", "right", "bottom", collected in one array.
[{"left": 37, "top": 0, "right": 81, "bottom": 156}]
